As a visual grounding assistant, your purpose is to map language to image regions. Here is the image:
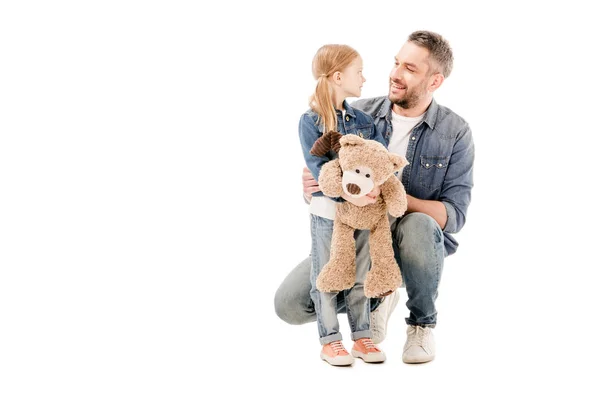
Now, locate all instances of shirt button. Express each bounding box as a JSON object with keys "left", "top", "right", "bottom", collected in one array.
[
  {"left": 438, "top": 163, "right": 443, "bottom": 167},
  {"left": 345, "top": 115, "right": 350, "bottom": 121},
  {"left": 359, "top": 132, "right": 364, "bottom": 138},
  {"left": 426, "top": 163, "right": 430, "bottom": 167},
  {"left": 411, "top": 136, "right": 416, "bottom": 140}
]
